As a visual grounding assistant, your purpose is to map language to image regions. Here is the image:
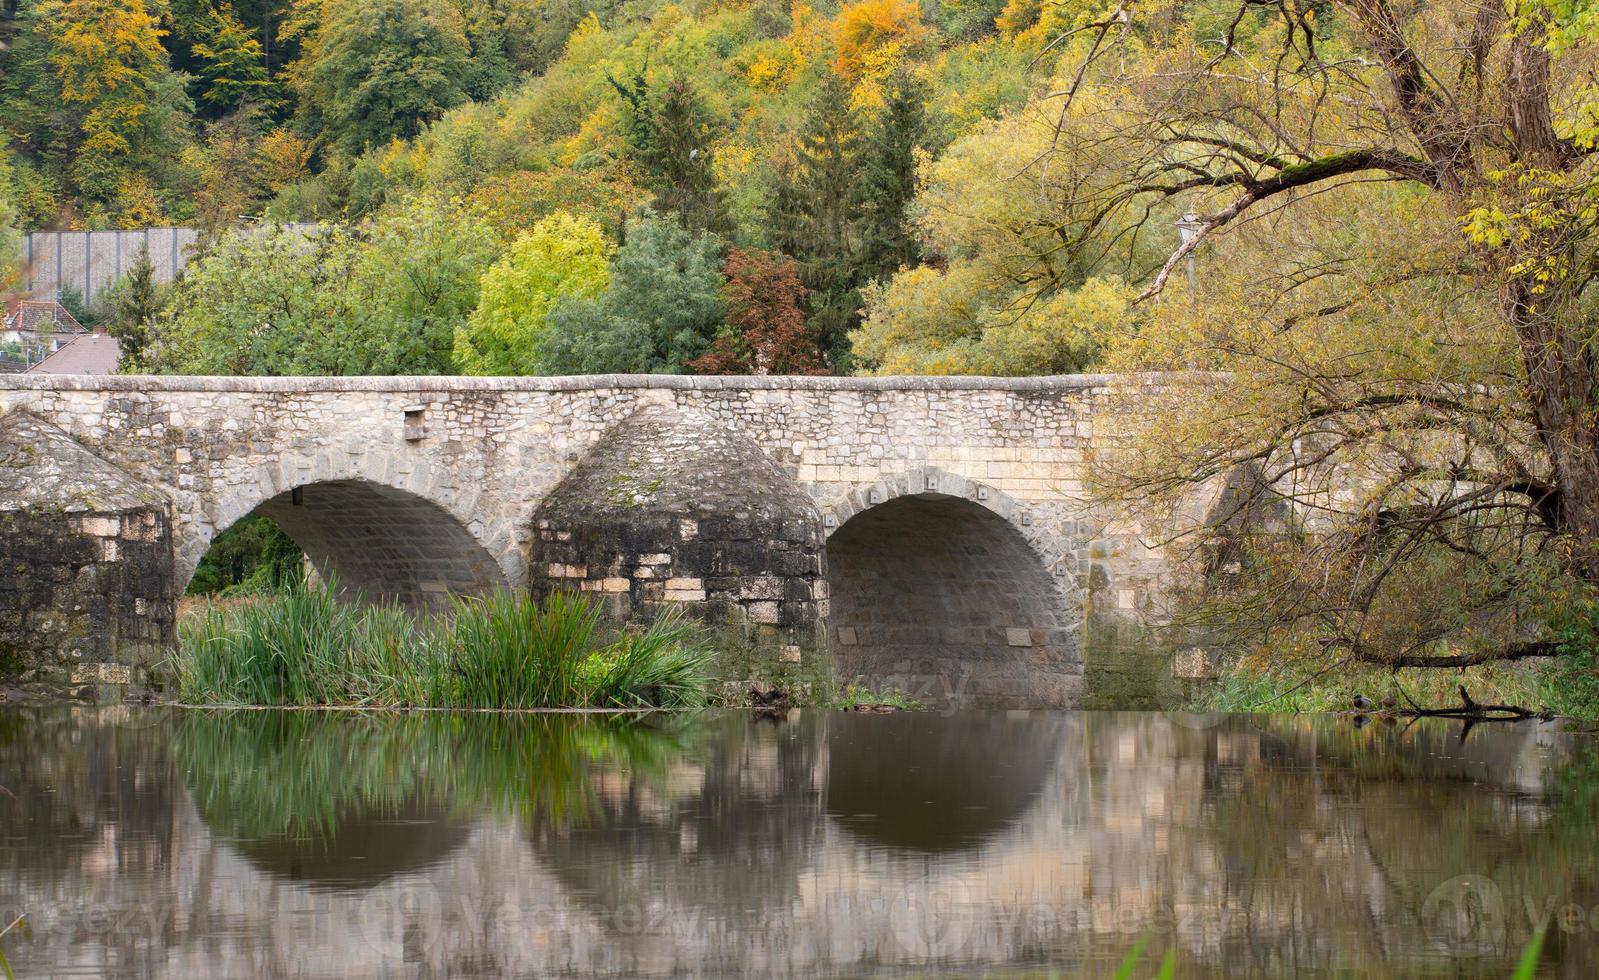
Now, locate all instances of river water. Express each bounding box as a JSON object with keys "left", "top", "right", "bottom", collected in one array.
[{"left": 1, "top": 706, "right": 1596, "bottom": 978}]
